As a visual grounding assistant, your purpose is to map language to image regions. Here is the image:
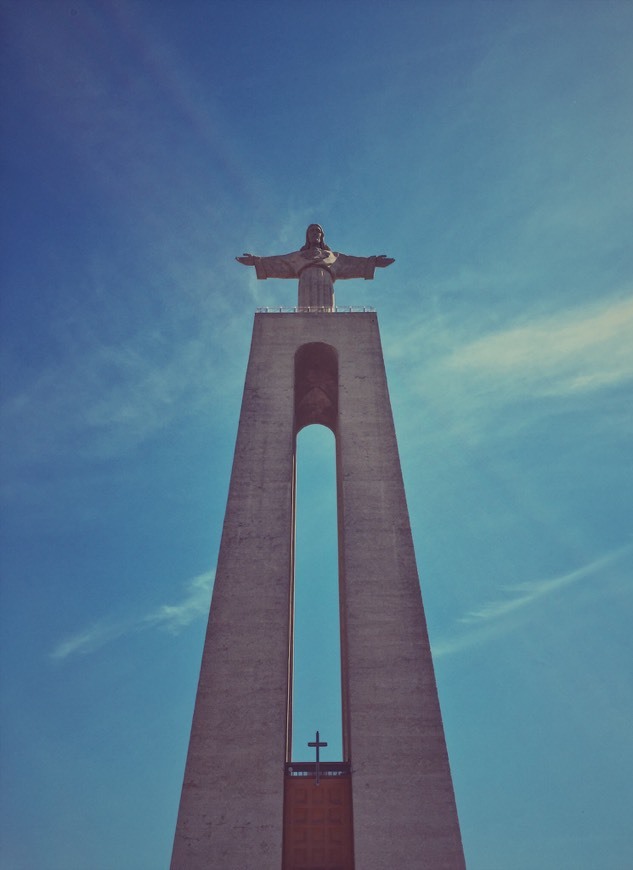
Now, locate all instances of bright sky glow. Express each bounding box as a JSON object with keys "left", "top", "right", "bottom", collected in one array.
[{"left": 1, "top": 2, "right": 632, "bottom": 869}]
